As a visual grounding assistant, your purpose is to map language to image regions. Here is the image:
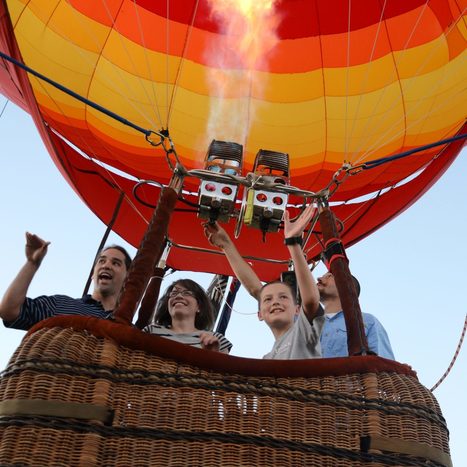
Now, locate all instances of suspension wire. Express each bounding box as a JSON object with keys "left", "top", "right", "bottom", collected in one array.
[
  {"left": 82, "top": 191, "right": 126, "bottom": 297},
  {"left": 165, "top": 0, "right": 170, "bottom": 124},
  {"left": 430, "top": 313, "right": 467, "bottom": 392},
  {"left": 166, "top": 0, "right": 201, "bottom": 128},
  {"left": 24, "top": 66, "right": 156, "bottom": 228},
  {"left": 346, "top": 0, "right": 388, "bottom": 156},
  {"left": 130, "top": 0, "right": 164, "bottom": 127},
  {"left": 8, "top": 46, "right": 162, "bottom": 235},
  {"left": 17, "top": 2, "right": 150, "bottom": 170},
  {"left": 46, "top": 99, "right": 146, "bottom": 224},
  {"left": 351, "top": 5, "right": 464, "bottom": 165},
  {"left": 98, "top": 0, "right": 160, "bottom": 128},
  {"left": 300, "top": 129, "right": 467, "bottom": 258},
  {"left": 64, "top": 0, "right": 161, "bottom": 129},
  {"left": 0, "top": 98, "right": 9, "bottom": 118},
  {"left": 302, "top": 189, "right": 378, "bottom": 262},
  {"left": 0, "top": 50, "right": 161, "bottom": 141},
  {"left": 1, "top": 47, "right": 185, "bottom": 174},
  {"left": 348, "top": 0, "right": 429, "bottom": 164},
  {"left": 354, "top": 82, "right": 466, "bottom": 168},
  {"left": 343, "top": 0, "right": 352, "bottom": 160},
  {"left": 45, "top": 105, "right": 152, "bottom": 229}
]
